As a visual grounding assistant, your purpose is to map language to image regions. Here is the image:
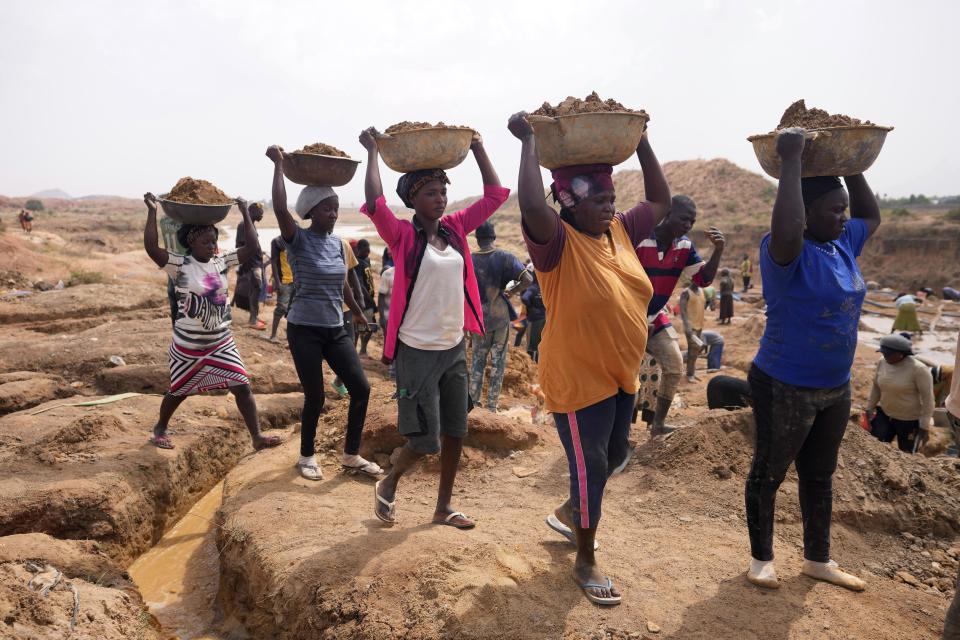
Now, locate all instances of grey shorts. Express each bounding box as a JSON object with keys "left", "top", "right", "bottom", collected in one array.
[
  {"left": 395, "top": 339, "right": 468, "bottom": 454},
  {"left": 275, "top": 283, "right": 294, "bottom": 316}
]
